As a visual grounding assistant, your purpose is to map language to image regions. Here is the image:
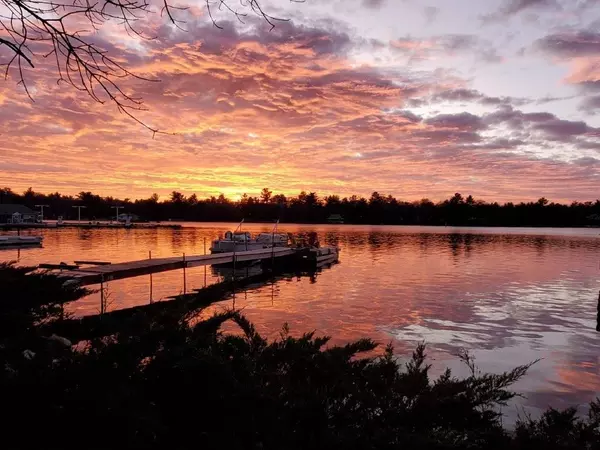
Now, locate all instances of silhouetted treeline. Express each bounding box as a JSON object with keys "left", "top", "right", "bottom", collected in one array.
[{"left": 2, "top": 187, "right": 600, "bottom": 227}]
